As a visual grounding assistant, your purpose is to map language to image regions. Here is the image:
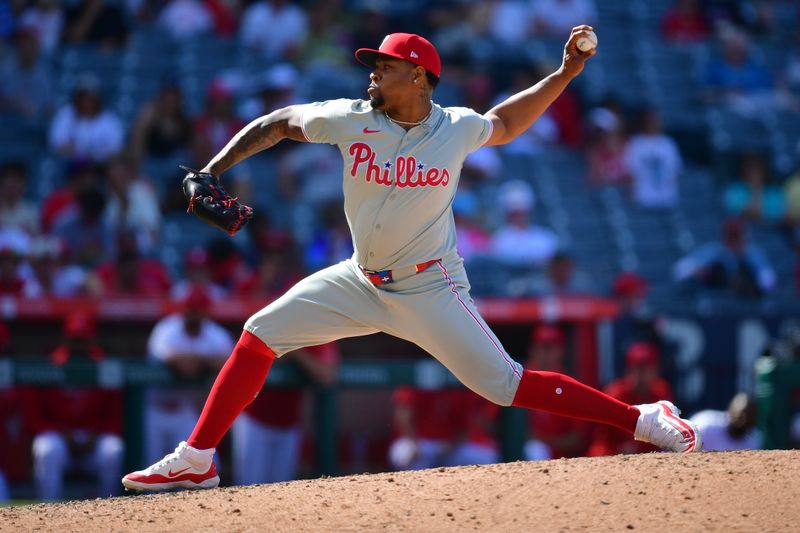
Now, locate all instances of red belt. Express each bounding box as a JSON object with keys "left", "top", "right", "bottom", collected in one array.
[{"left": 360, "top": 259, "right": 439, "bottom": 286}]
